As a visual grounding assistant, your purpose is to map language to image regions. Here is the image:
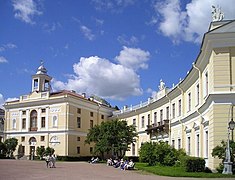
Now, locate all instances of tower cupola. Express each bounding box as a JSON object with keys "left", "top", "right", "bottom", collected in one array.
[{"left": 32, "top": 61, "right": 52, "bottom": 92}]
